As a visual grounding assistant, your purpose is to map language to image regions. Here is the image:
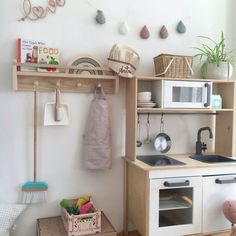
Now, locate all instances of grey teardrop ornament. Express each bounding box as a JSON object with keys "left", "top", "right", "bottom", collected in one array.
[
  {"left": 177, "top": 20, "right": 186, "bottom": 34},
  {"left": 159, "top": 25, "right": 168, "bottom": 39},
  {"left": 119, "top": 21, "right": 130, "bottom": 35},
  {"left": 140, "top": 25, "right": 150, "bottom": 39},
  {"left": 95, "top": 10, "right": 106, "bottom": 24}
]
